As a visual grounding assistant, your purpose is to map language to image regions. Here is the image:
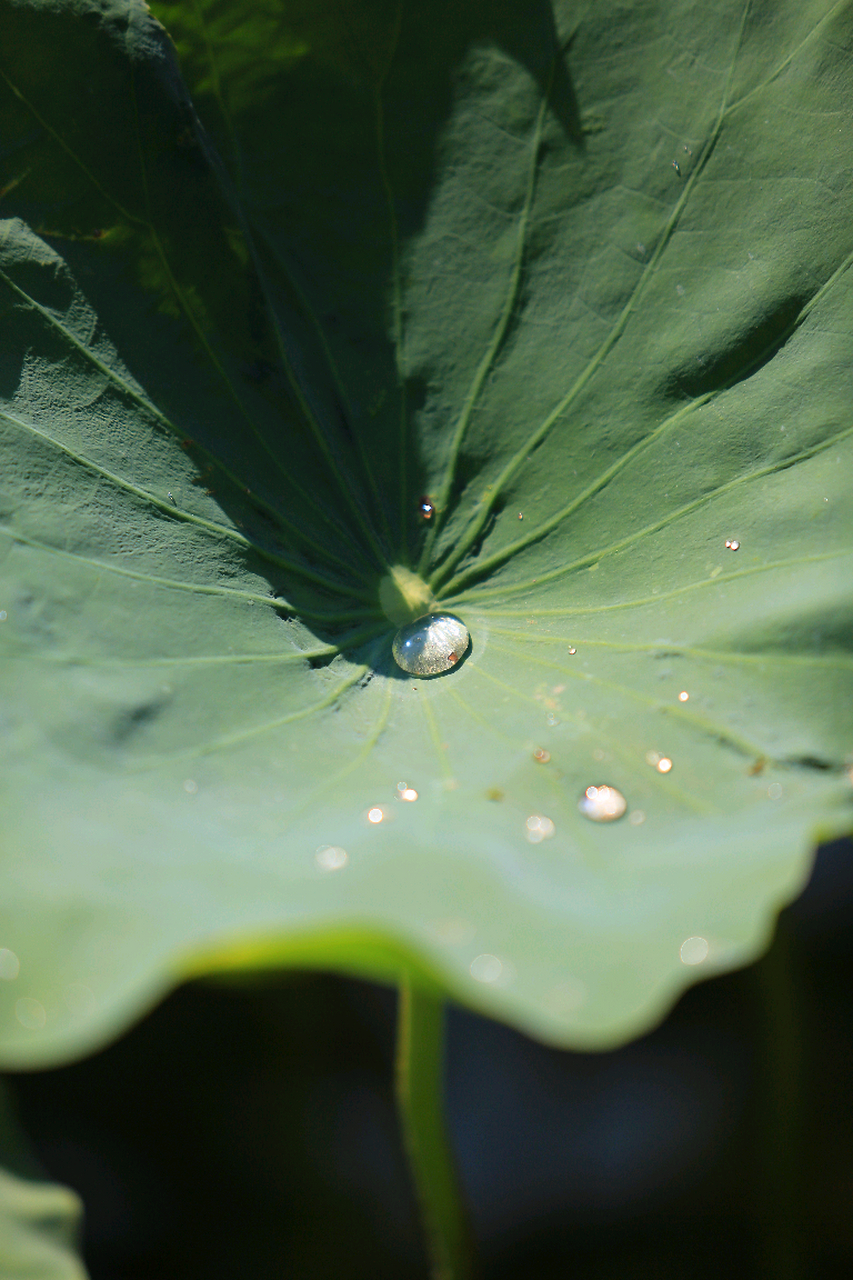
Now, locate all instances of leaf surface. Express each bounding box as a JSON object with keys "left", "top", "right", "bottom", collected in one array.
[{"left": 1, "top": 0, "right": 852, "bottom": 1064}]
